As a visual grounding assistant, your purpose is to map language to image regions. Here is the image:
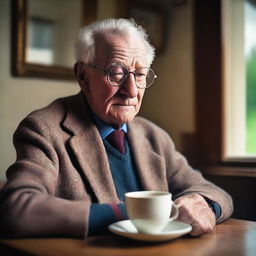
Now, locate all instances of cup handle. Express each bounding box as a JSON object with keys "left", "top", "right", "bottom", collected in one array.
[{"left": 170, "top": 202, "right": 179, "bottom": 221}]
